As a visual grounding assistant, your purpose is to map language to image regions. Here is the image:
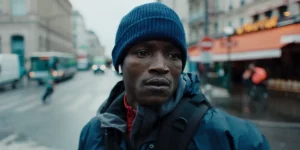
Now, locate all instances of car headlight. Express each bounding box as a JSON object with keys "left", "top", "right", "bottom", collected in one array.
[
  {"left": 92, "top": 65, "right": 98, "bottom": 70},
  {"left": 52, "top": 71, "right": 58, "bottom": 77},
  {"left": 100, "top": 65, "right": 106, "bottom": 70},
  {"left": 29, "top": 72, "right": 35, "bottom": 77}
]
